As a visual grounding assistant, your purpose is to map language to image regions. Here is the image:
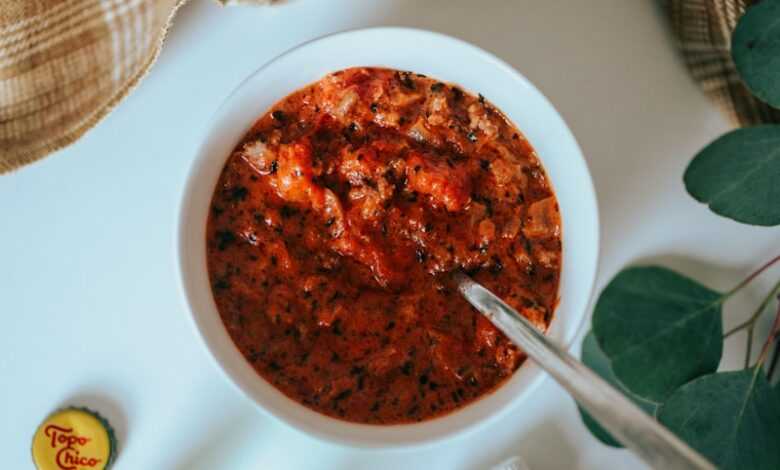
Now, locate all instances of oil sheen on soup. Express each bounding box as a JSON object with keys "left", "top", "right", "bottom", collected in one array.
[{"left": 206, "top": 67, "right": 562, "bottom": 424}]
